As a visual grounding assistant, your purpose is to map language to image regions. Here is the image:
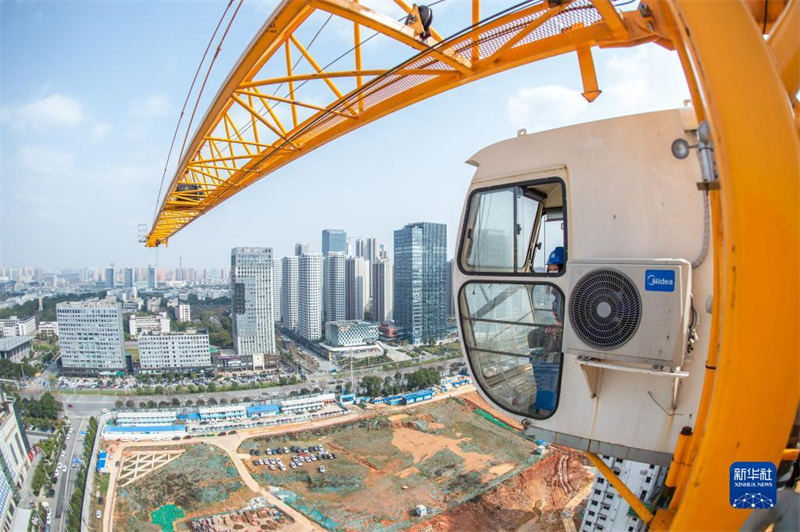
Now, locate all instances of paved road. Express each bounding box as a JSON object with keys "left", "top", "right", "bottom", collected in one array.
[
  {"left": 22, "top": 364, "right": 460, "bottom": 419},
  {"left": 51, "top": 417, "right": 86, "bottom": 532}
]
